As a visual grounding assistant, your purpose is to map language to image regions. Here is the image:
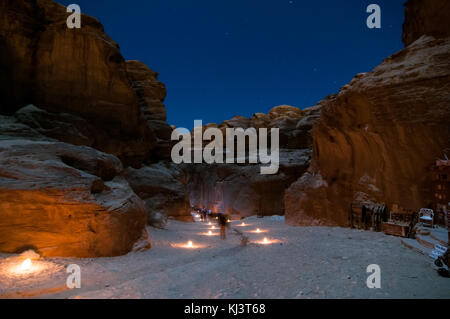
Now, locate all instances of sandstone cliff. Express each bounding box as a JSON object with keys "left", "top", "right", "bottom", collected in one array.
[
  {"left": 0, "top": 114, "right": 150, "bottom": 257},
  {"left": 185, "top": 105, "right": 320, "bottom": 217},
  {"left": 0, "top": 0, "right": 174, "bottom": 167},
  {"left": 402, "top": 0, "right": 450, "bottom": 46},
  {"left": 285, "top": 0, "right": 450, "bottom": 226},
  {"left": 0, "top": 0, "right": 188, "bottom": 256}
]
